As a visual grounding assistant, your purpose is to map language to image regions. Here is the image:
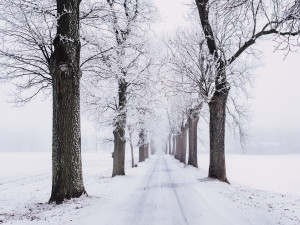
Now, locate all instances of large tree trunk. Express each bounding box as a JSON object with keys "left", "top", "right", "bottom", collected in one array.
[
  {"left": 180, "top": 123, "right": 188, "bottom": 164},
  {"left": 112, "top": 79, "right": 127, "bottom": 177},
  {"left": 195, "top": 0, "right": 229, "bottom": 182},
  {"left": 208, "top": 90, "right": 229, "bottom": 183},
  {"left": 188, "top": 116, "right": 199, "bottom": 167},
  {"left": 49, "top": 0, "right": 86, "bottom": 204},
  {"left": 112, "top": 128, "right": 126, "bottom": 176}
]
